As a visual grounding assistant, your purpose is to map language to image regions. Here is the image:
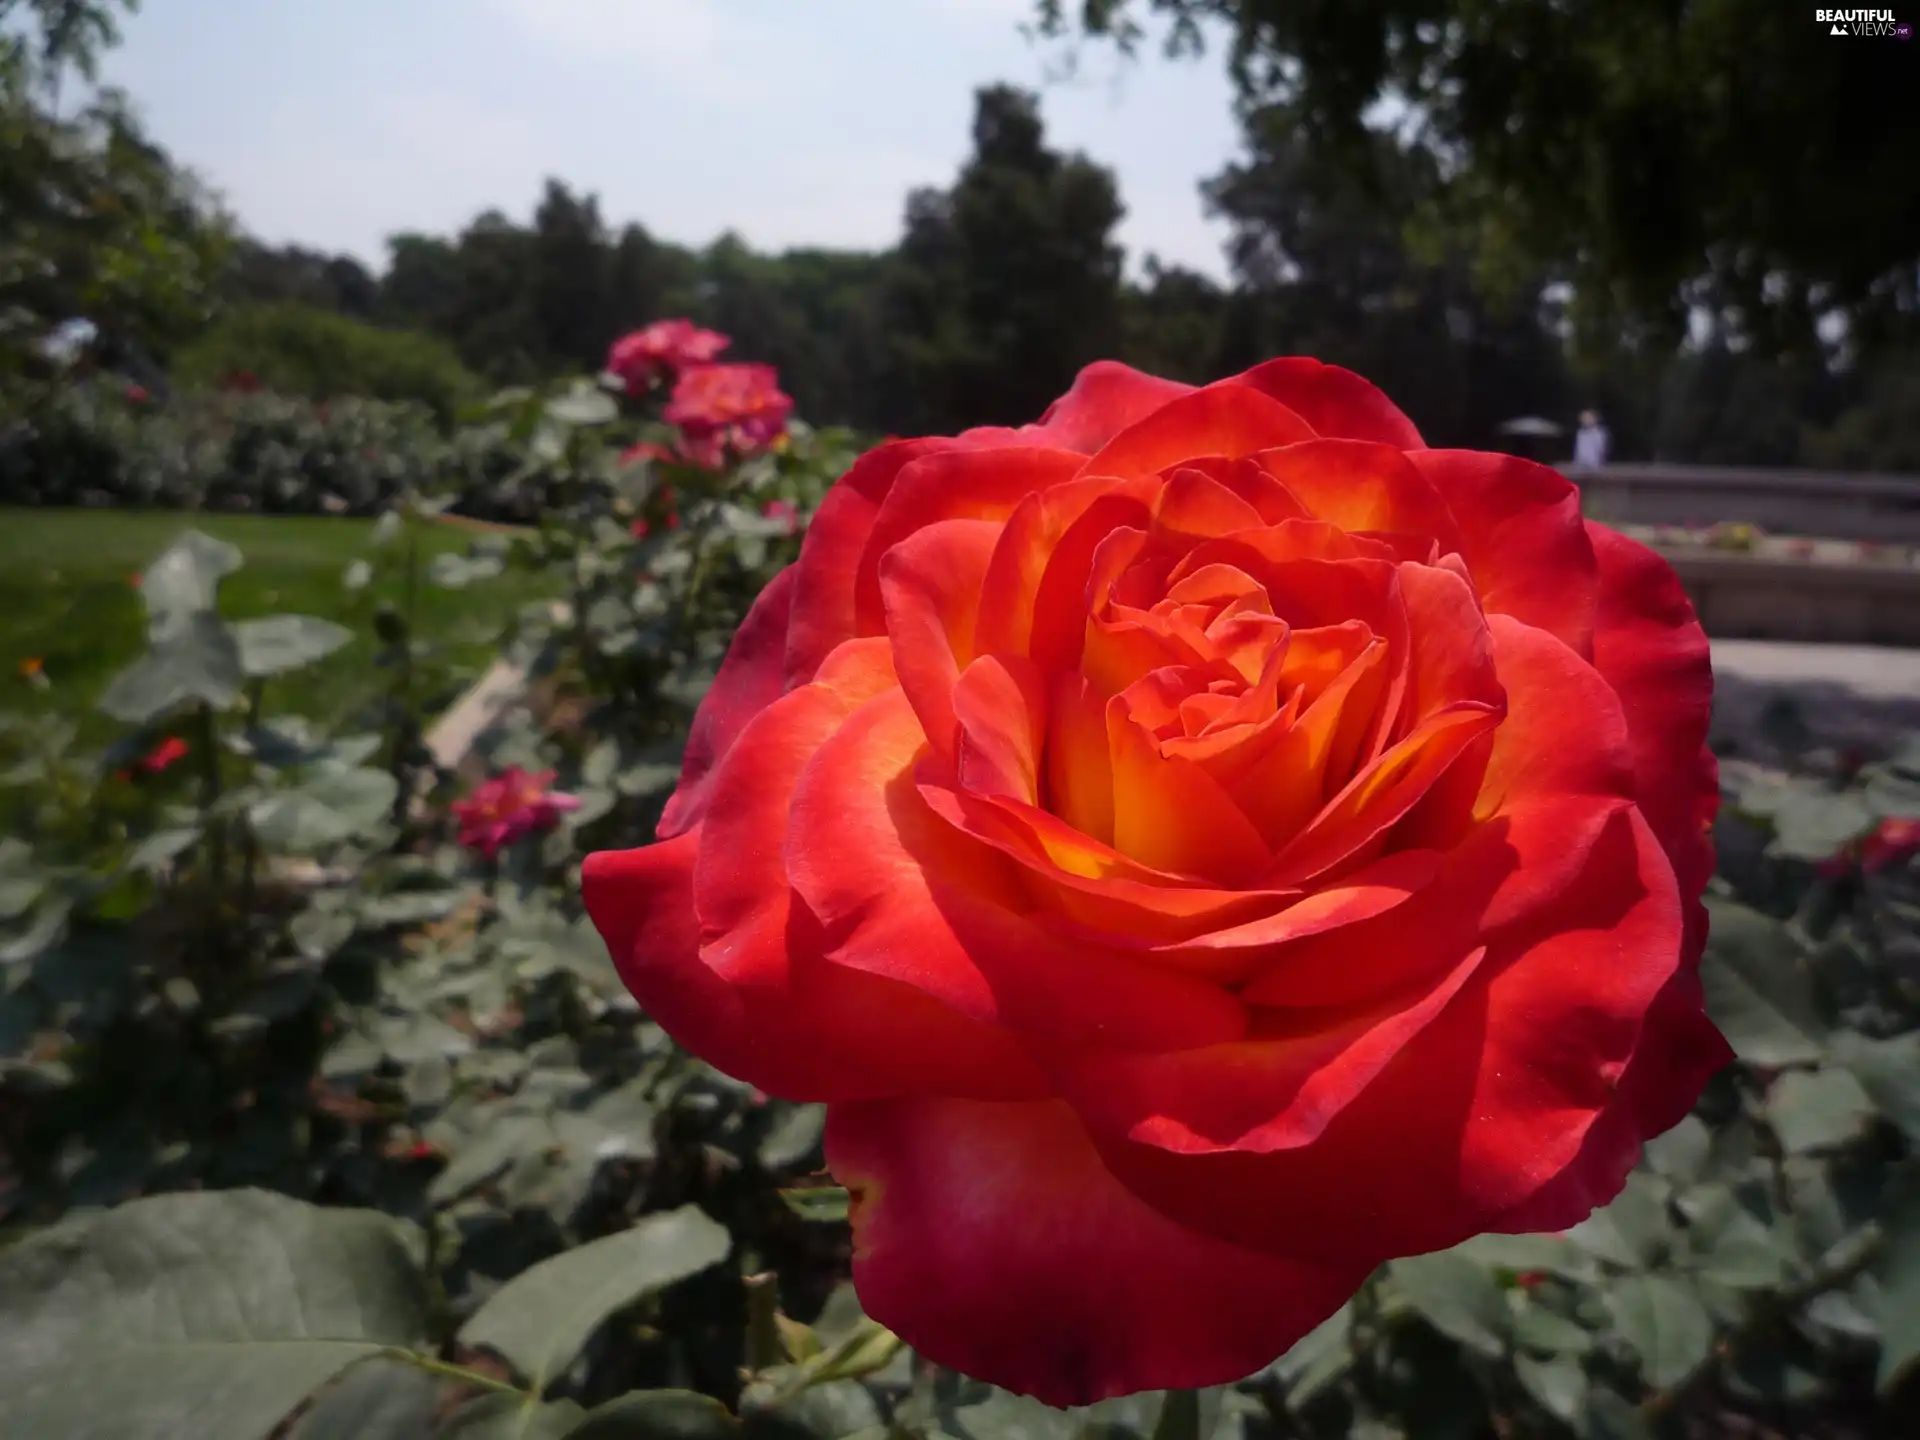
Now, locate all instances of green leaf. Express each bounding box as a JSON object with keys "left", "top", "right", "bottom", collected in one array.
[
  {"left": 457, "top": 1205, "right": 731, "bottom": 1391},
  {"left": 758, "top": 1104, "right": 826, "bottom": 1171},
  {"left": 1512, "top": 1297, "right": 1594, "bottom": 1355},
  {"left": 126, "top": 826, "right": 200, "bottom": 873},
  {"left": 249, "top": 765, "right": 399, "bottom": 853},
  {"left": 233, "top": 614, "right": 354, "bottom": 677},
  {"left": 1697, "top": 901, "right": 1826, "bottom": 1065},
  {"left": 779, "top": 1185, "right": 850, "bottom": 1223},
  {"left": 138, "top": 530, "right": 243, "bottom": 630},
  {"left": 1580, "top": 1388, "right": 1652, "bottom": 1440},
  {"left": 442, "top": 1394, "right": 589, "bottom": 1439},
  {"left": 548, "top": 384, "right": 620, "bottom": 427},
  {"left": 1267, "top": 1302, "right": 1351, "bottom": 1403},
  {"left": 563, "top": 1390, "right": 739, "bottom": 1440},
  {"left": 1457, "top": 1232, "right": 1595, "bottom": 1281},
  {"left": 1680, "top": 1184, "right": 1791, "bottom": 1290},
  {"left": 1567, "top": 1172, "right": 1672, "bottom": 1269},
  {"left": 1872, "top": 1186, "right": 1920, "bottom": 1393},
  {"left": 1642, "top": 1116, "right": 1711, "bottom": 1186},
  {"left": 1833, "top": 1032, "right": 1920, "bottom": 1146},
  {"left": 0, "top": 1189, "right": 429, "bottom": 1440},
  {"left": 1606, "top": 1274, "right": 1714, "bottom": 1388},
  {"left": 1387, "top": 1249, "right": 1511, "bottom": 1356},
  {"left": 99, "top": 613, "right": 244, "bottom": 722},
  {"left": 788, "top": 1316, "right": 903, "bottom": 1390},
  {"left": 1768, "top": 791, "right": 1877, "bottom": 861},
  {"left": 1515, "top": 1353, "right": 1584, "bottom": 1423},
  {"left": 285, "top": 1357, "right": 447, "bottom": 1440},
  {"left": 1766, "top": 1068, "right": 1876, "bottom": 1155}
]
